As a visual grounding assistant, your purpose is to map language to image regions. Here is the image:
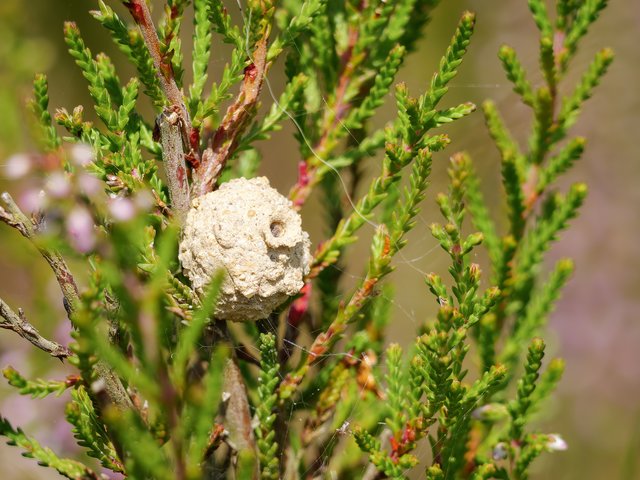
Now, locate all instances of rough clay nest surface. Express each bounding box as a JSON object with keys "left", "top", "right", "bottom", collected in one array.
[{"left": 179, "top": 177, "right": 311, "bottom": 322}]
